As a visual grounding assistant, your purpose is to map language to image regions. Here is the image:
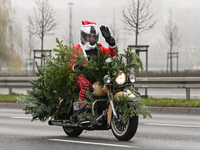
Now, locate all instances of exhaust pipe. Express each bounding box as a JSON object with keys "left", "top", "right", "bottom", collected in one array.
[{"left": 48, "top": 120, "right": 78, "bottom": 128}]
